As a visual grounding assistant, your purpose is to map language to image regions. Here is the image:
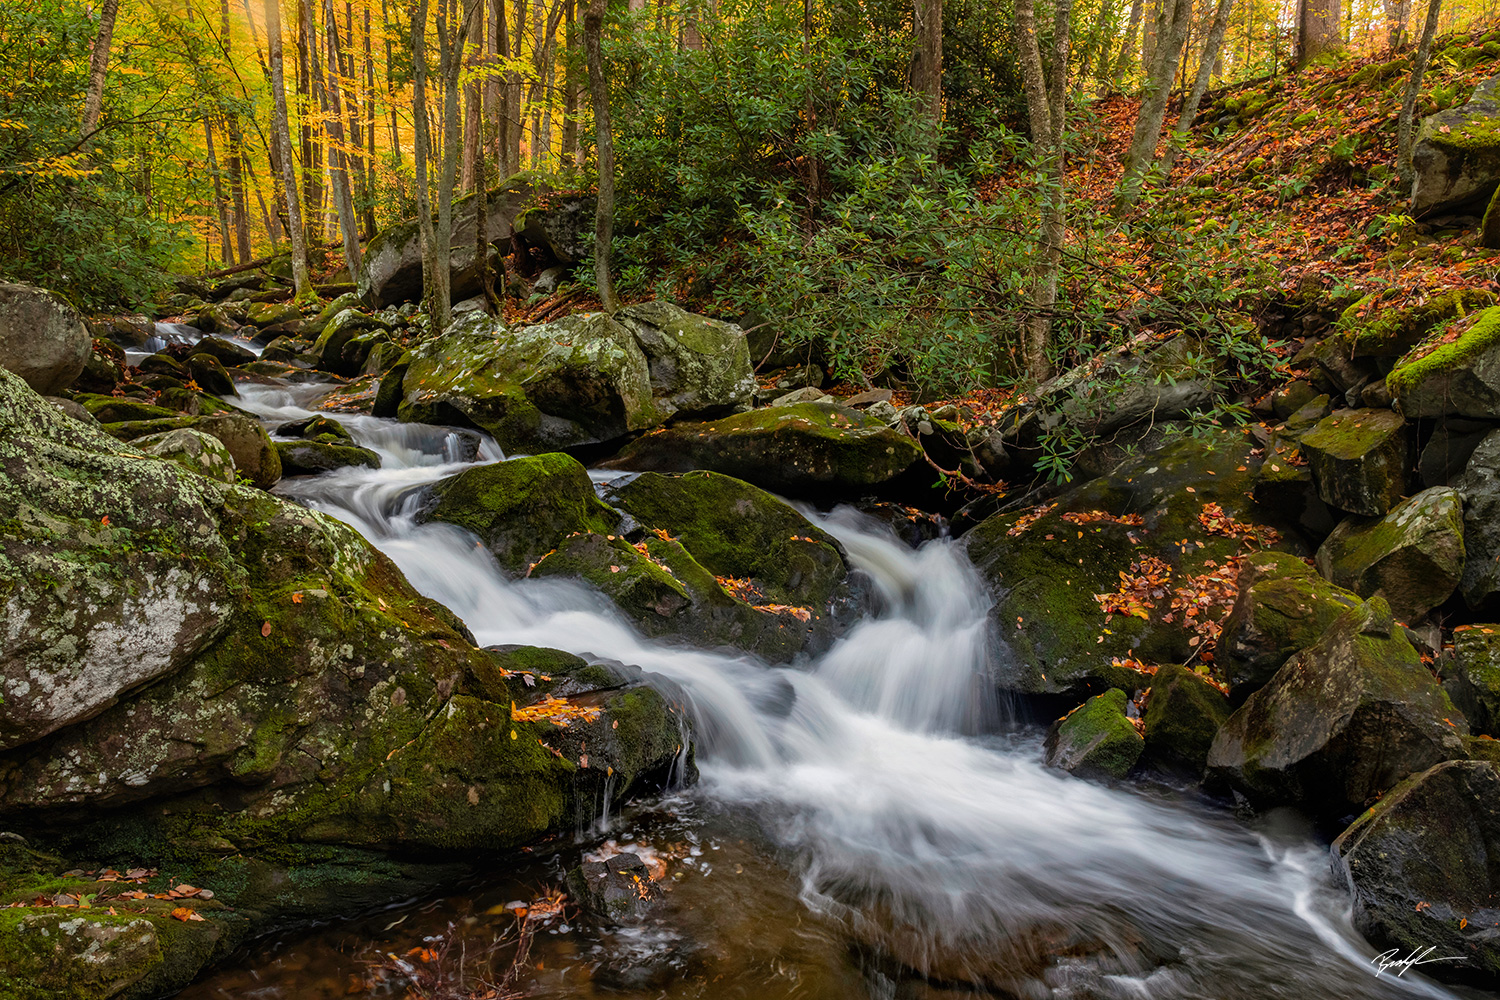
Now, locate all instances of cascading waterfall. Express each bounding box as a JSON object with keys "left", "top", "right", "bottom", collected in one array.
[{"left": 222, "top": 381, "right": 1477, "bottom": 1000}]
